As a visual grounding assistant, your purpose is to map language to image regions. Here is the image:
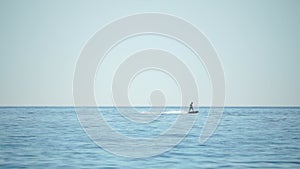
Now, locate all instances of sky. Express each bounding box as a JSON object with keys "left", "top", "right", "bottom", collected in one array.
[{"left": 0, "top": 0, "right": 299, "bottom": 106}]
